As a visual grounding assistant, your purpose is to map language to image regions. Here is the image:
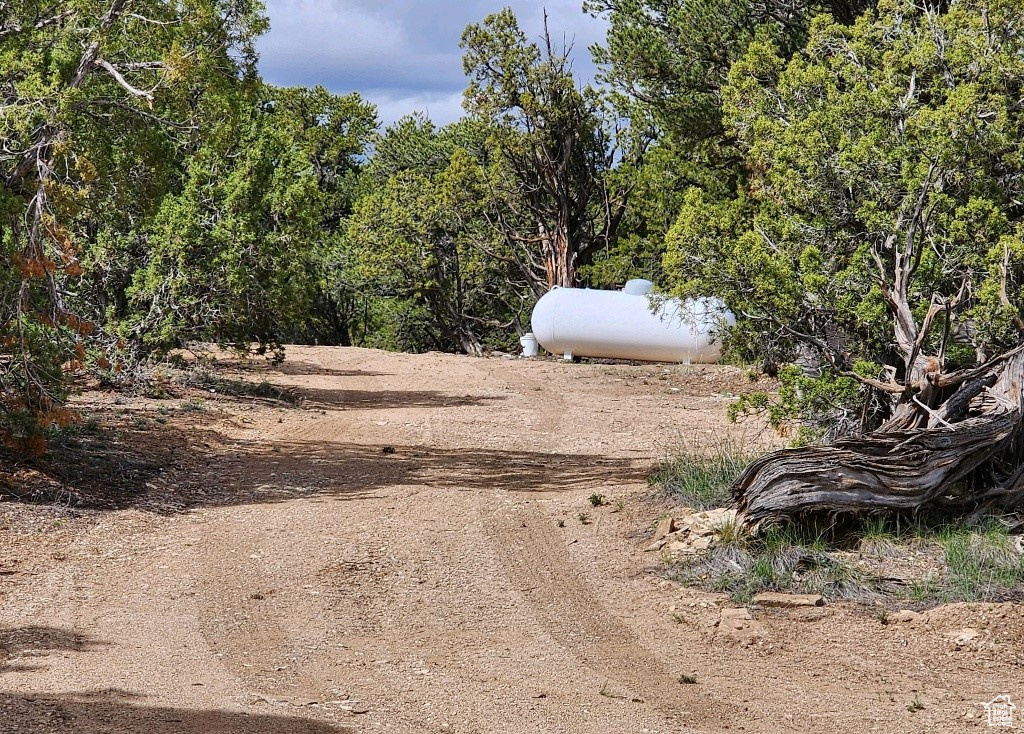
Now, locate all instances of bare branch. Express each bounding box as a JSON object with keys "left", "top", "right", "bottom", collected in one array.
[
  {"left": 776, "top": 321, "right": 904, "bottom": 393},
  {"left": 94, "top": 58, "right": 155, "bottom": 106},
  {"left": 999, "top": 241, "right": 1024, "bottom": 333},
  {"left": 933, "top": 341, "right": 1024, "bottom": 389},
  {"left": 0, "top": 7, "right": 74, "bottom": 40}
]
